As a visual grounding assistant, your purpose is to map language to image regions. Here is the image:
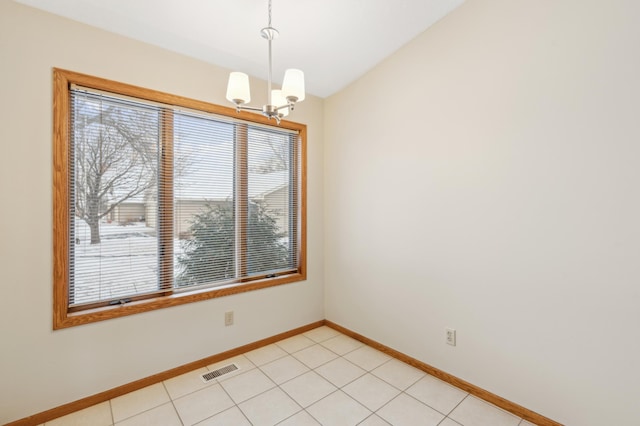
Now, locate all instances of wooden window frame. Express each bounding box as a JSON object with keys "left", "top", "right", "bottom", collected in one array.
[{"left": 53, "top": 68, "right": 307, "bottom": 329}]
